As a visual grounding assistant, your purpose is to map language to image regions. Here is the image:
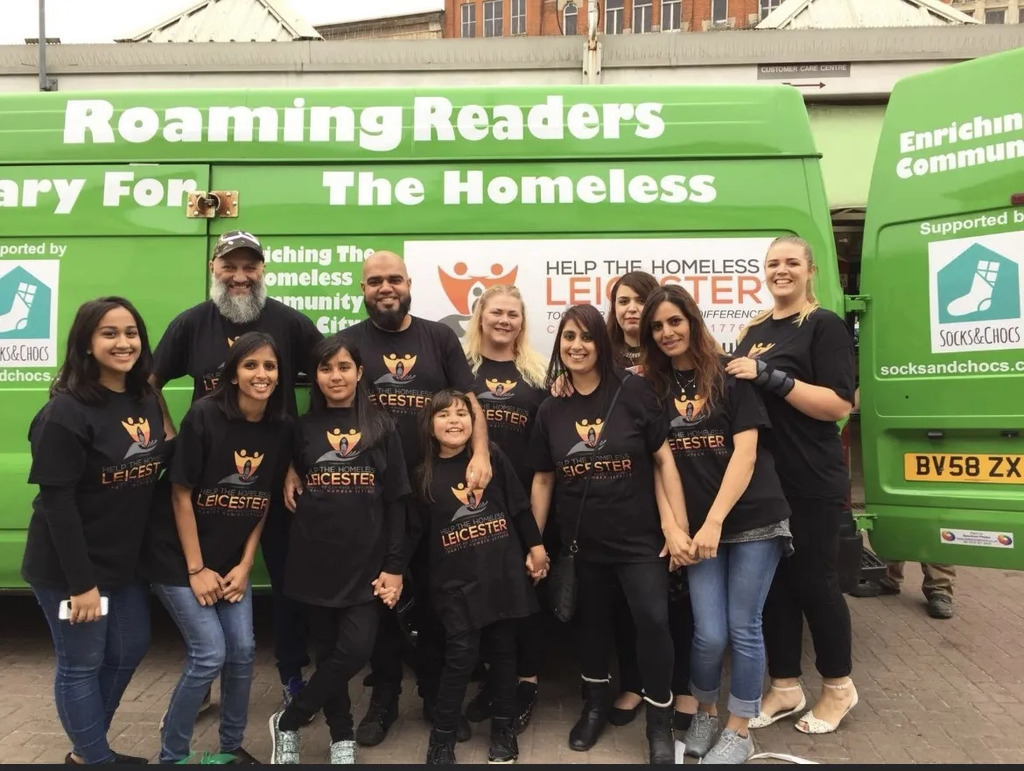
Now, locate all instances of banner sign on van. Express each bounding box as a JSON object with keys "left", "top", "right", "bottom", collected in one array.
[
  {"left": 405, "top": 238, "right": 773, "bottom": 356},
  {"left": 0, "top": 259, "right": 59, "bottom": 370},
  {"left": 928, "top": 229, "right": 1024, "bottom": 354}
]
